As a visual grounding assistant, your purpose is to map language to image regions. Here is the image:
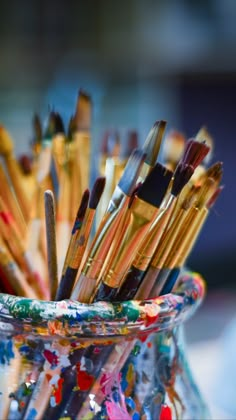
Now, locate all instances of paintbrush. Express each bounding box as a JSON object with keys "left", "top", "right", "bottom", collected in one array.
[
  {"left": 30, "top": 113, "right": 43, "bottom": 170},
  {"left": 0, "top": 165, "right": 27, "bottom": 239},
  {"left": 44, "top": 190, "right": 58, "bottom": 300},
  {"left": 107, "top": 139, "right": 210, "bottom": 301},
  {"left": 0, "top": 237, "right": 39, "bottom": 298},
  {"left": 63, "top": 177, "right": 105, "bottom": 286},
  {"left": 116, "top": 157, "right": 197, "bottom": 301},
  {"left": 26, "top": 111, "right": 58, "bottom": 278},
  {"left": 190, "top": 126, "right": 214, "bottom": 182},
  {"left": 97, "top": 131, "right": 121, "bottom": 226},
  {"left": 57, "top": 178, "right": 105, "bottom": 301},
  {"left": 160, "top": 186, "right": 224, "bottom": 296},
  {"left": 0, "top": 197, "right": 49, "bottom": 299},
  {"left": 0, "top": 125, "right": 31, "bottom": 224},
  {"left": 149, "top": 176, "right": 216, "bottom": 298},
  {"left": 55, "top": 189, "right": 90, "bottom": 300},
  {"left": 94, "top": 162, "right": 173, "bottom": 302},
  {"left": 69, "top": 90, "right": 92, "bottom": 222},
  {"left": 71, "top": 148, "right": 145, "bottom": 302},
  {"left": 138, "top": 120, "right": 167, "bottom": 181}
]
